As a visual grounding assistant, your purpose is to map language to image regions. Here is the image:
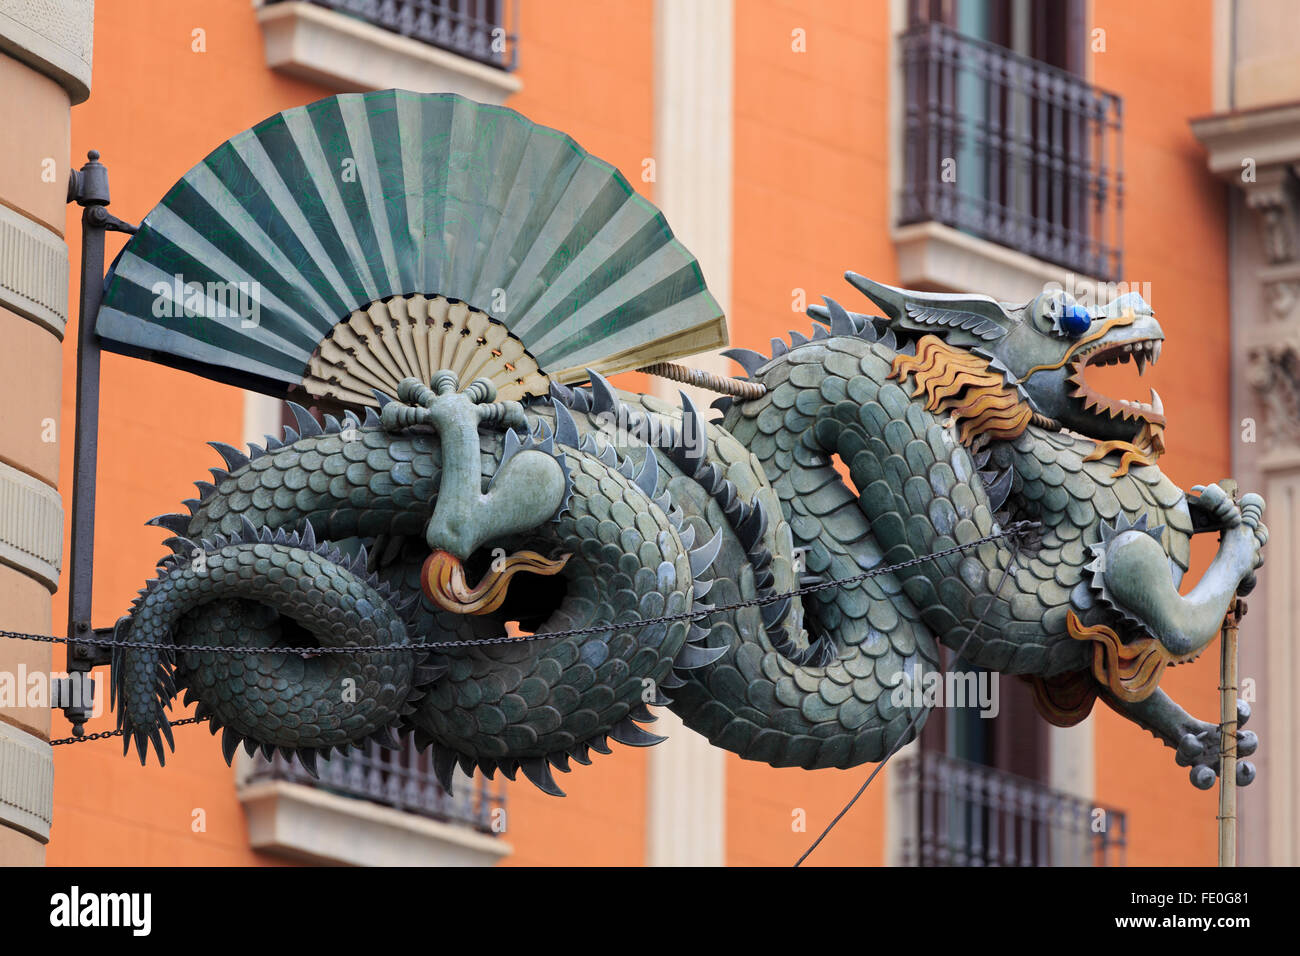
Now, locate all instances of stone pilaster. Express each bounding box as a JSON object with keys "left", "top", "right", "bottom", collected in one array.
[
  {"left": 645, "top": 0, "right": 732, "bottom": 868},
  {"left": 1193, "top": 101, "right": 1300, "bottom": 866},
  {"left": 0, "top": 0, "right": 94, "bottom": 864}
]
